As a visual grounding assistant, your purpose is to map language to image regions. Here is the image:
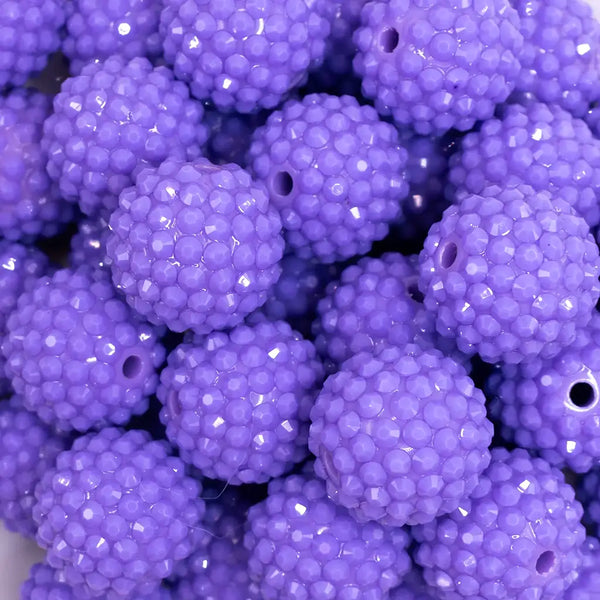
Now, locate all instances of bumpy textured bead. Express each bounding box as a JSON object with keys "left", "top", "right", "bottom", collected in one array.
[
  {"left": 42, "top": 56, "right": 208, "bottom": 217},
  {"left": 391, "top": 569, "right": 437, "bottom": 600},
  {"left": 449, "top": 101, "right": 600, "bottom": 228},
  {"left": 488, "top": 314, "right": 600, "bottom": 473},
  {"left": 419, "top": 185, "right": 600, "bottom": 364},
  {"left": 248, "top": 93, "right": 408, "bottom": 263},
  {"left": 63, "top": 0, "right": 163, "bottom": 75},
  {"left": 21, "top": 563, "right": 172, "bottom": 600},
  {"left": 244, "top": 472, "right": 411, "bottom": 600},
  {"left": 0, "top": 241, "right": 48, "bottom": 394},
  {"left": 0, "top": 89, "right": 74, "bottom": 240},
  {"left": 563, "top": 537, "right": 600, "bottom": 600},
  {"left": 0, "top": 0, "right": 65, "bottom": 87},
  {"left": 2, "top": 266, "right": 165, "bottom": 433},
  {"left": 33, "top": 428, "right": 203, "bottom": 599},
  {"left": 160, "top": 0, "right": 330, "bottom": 112},
  {"left": 513, "top": 0, "right": 600, "bottom": 117},
  {"left": 173, "top": 487, "right": 250, "bottom": 600},
  {"left": 107, "top": 158, "right": 284, "bottom": 334},
  {"left": 0, "top": 399, "right": 68, "bottom": 537},
  {"left": 414, "top": 448, "right": 585, "bottom": 600},
  {"left": 69, "top": 217, "right": 111, "bottom": 270},
  {"left": 158, "top": 319, "right": 323, "bottom": 484},
  {"left": 309, "top": 344, "right": 492, "bottom": 527},
  {"left": 353, "top": 0, "right": 523, "bottom": 135}
]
